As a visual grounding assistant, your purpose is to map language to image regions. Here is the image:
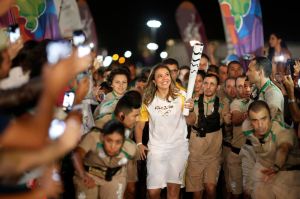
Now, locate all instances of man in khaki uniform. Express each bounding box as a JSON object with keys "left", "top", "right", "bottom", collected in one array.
[
  {"left": 219, "top": 77, "right": 236, "bottom": 197},
  {"left": 73, "top": 120, "right": 137, "bottom": 199},
  {"left": 243, "top": 100, "right": 300, "bottom": 199},
  {"left": 162, "top": 58, "right": 186, "bottom": 91},
  {"left": 246, "top": 56, "right": 284, "bottom": 122},
  {"left": 186, "top": 74, "right": 231, "bottom": 199},
  {"left": 95, "top": 90, "right": 142, "bottom": 199},
  {"left": 240, "top": 56, "right": 285, "bottom": 197},
  {"left": 227, "top": 76, "right": 250, "bottom": 198}
]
